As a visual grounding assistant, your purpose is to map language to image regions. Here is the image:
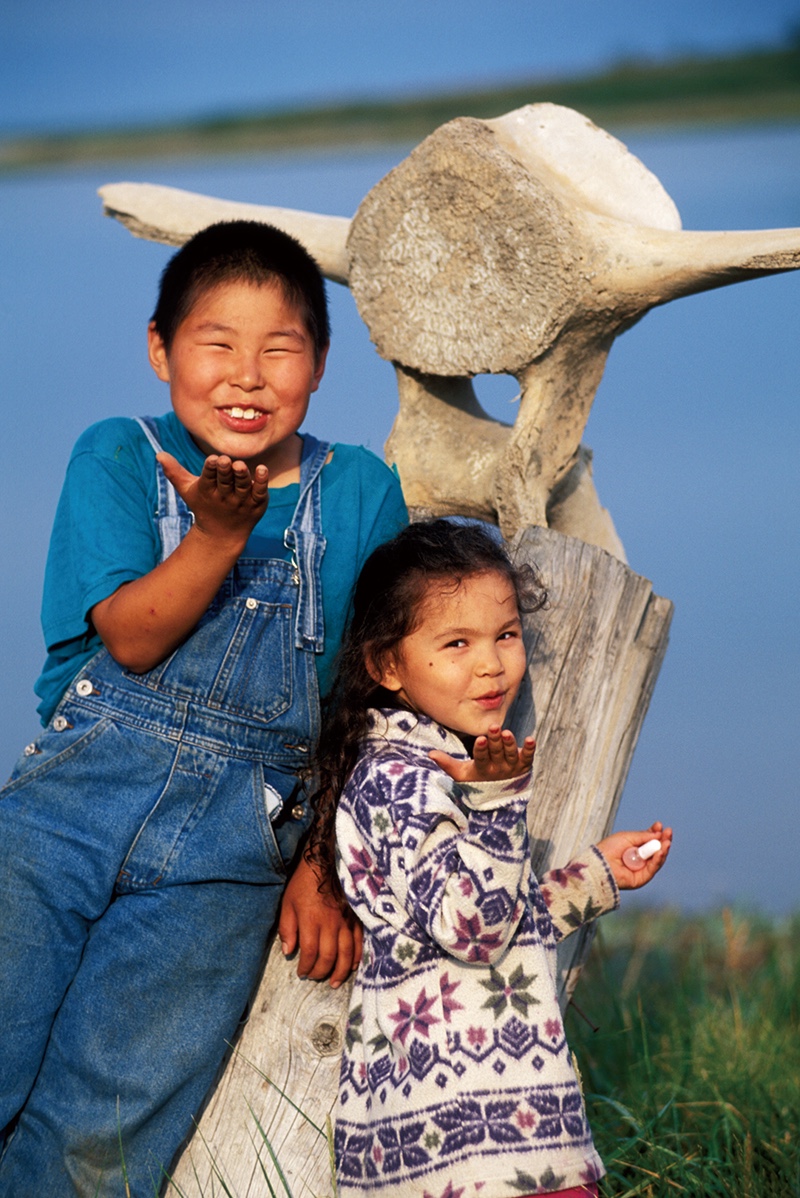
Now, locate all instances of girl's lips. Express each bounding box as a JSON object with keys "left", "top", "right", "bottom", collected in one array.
[{"left": 474, "top": 691, "right": 505, "bottom": 710}]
